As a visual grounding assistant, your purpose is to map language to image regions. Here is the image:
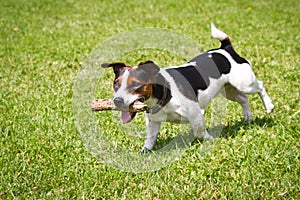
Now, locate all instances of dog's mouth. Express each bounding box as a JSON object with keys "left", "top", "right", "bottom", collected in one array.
[
  {"left": 120, "top": 97, "right": 144, "bottom": 123},
  {"left": 120, "top": 111, "right": 136, "bottom": 123}
]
